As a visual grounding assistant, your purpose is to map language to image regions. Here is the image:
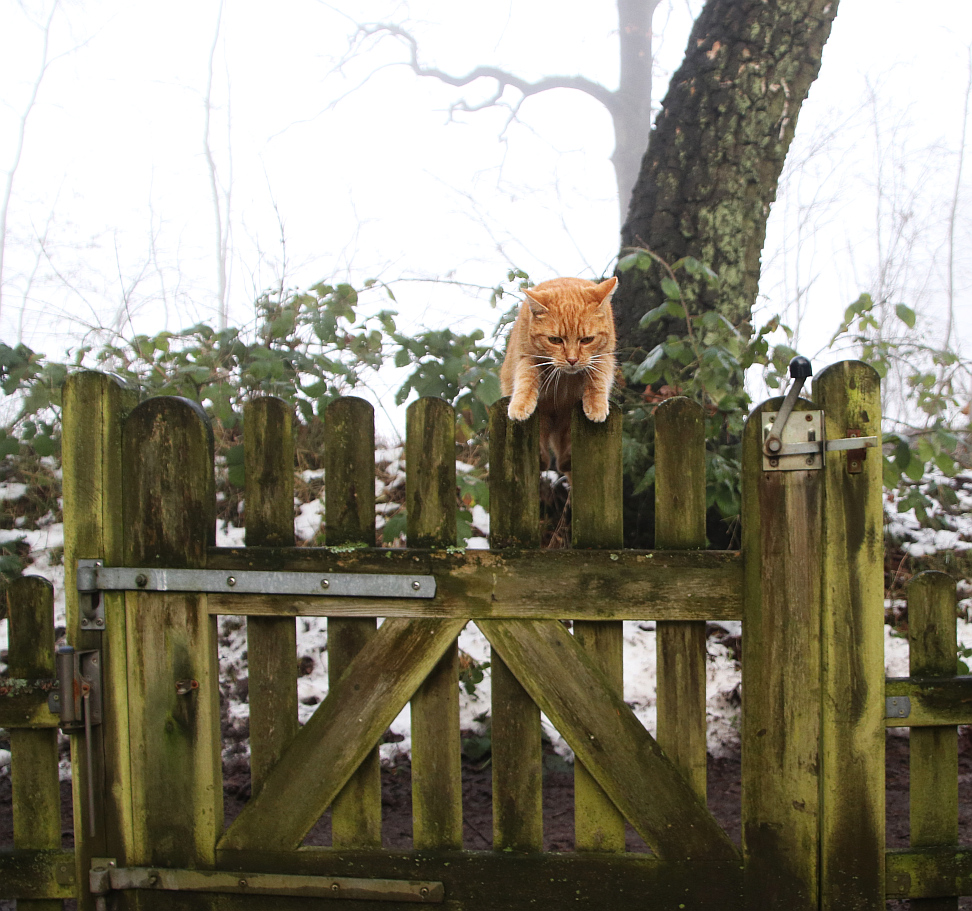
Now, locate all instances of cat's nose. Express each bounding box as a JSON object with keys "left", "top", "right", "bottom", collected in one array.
[{"left": 566, "top": 356, "right": 578, "bottom": 366}]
